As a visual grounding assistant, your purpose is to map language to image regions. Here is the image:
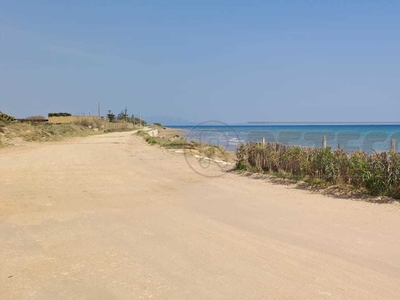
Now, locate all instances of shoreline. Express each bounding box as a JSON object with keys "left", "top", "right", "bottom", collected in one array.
[
  {"left": 166, "top": 124, "right": 400, "bottom": 153},
  {"left": 158, "top": 126, "right": 399, "bottom": 201}
]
